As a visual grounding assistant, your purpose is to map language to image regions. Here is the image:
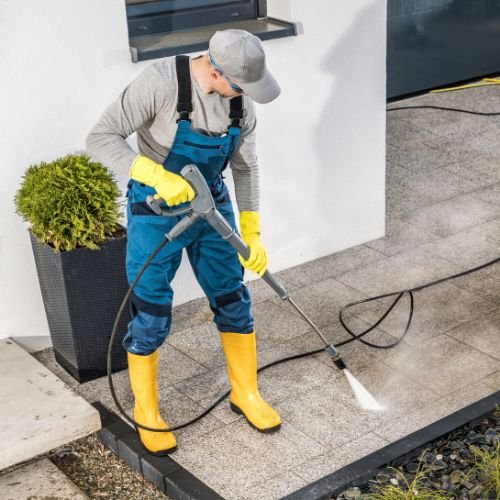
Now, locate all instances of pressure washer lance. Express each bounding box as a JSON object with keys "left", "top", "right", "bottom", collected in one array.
[{"left": 147, "top": 164, "right": 347, "bottom": 372}]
